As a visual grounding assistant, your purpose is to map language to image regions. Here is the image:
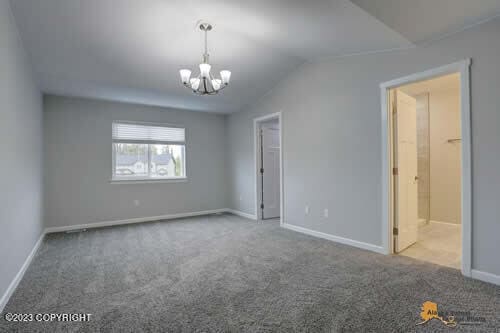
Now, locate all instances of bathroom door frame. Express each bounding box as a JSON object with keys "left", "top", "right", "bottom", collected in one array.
[{"left": 380, "top": 59, "right": 472, "bottom": 277}]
